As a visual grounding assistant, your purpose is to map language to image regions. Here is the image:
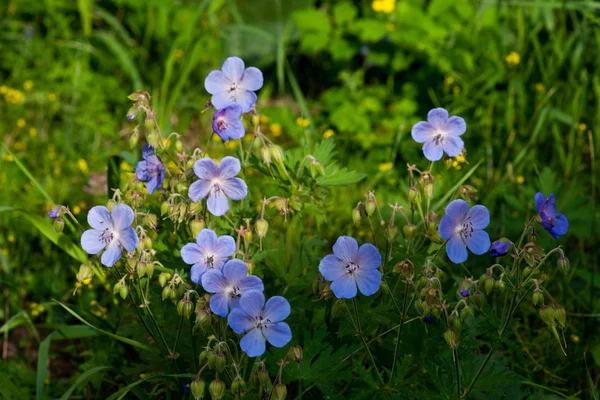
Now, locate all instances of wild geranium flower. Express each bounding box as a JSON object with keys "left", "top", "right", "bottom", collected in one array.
[
  {"left": 212, "top": 104, "right": 245, "bottom": 141},
  {"left": 188, "top": 157, "right": 247, "bottom": 216},
  {"left": 439, "top": 199, "right": 490, "bottom": 264},
  {"left": 204, "top": 56, "right": 264, "bottom": 113},
  {"left": 180, "top": 229, "right": 235, "bottom": 284},
  {"left": 81, "top": 205, "right": 138, "bottom": 267},
  {"left": 135, "top": 144, "right": 165, "bottom": 195},
  {"left": 201, "top": 259, "right": 264, "bottom": 317},
  {"left": 411, "top": 108, "right": 466, "bottom": 161},
  {"left": 535, "top": 192, "right": 568, "bottom": 239},
  {"left": 48, "top": 207, "right": 60, "bottom": 219},
  {"left": 318, "top": 236, "right": 382, "bottom": 299},
  {"left": 490, "top": 240, "right": 510, "bottom": 257},
  {"left": 228, "top": 291, "right": 292, "bottom": 357}
]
